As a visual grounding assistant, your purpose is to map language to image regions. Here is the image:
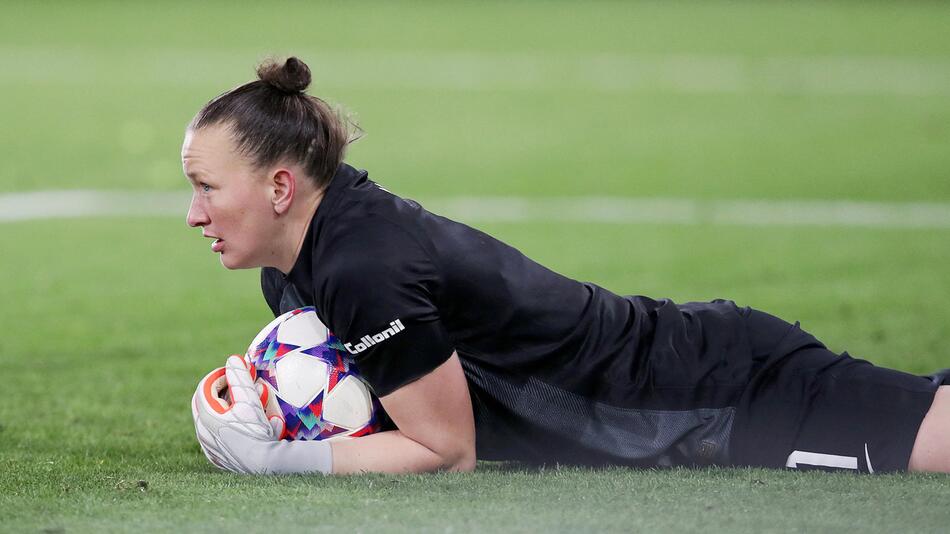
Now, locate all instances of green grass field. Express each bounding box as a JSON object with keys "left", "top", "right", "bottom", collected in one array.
[{"left": 2, "top": 1, "right": 950, "bottom": 532}]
